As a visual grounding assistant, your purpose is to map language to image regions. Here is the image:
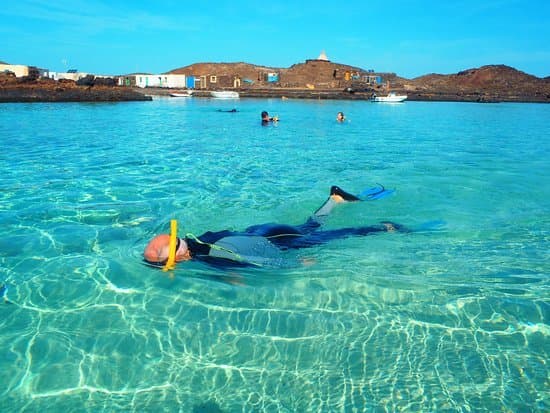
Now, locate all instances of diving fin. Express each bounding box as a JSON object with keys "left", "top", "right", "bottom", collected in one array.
[
  {"left": 315, "top": 184, "right": 394, "bottom": 218},
  {"left": 330, "top": 186, "right": 360, "bottom": 201},
  {"left": 357, "top": 184, "right": 395, "bottom": 201}
]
